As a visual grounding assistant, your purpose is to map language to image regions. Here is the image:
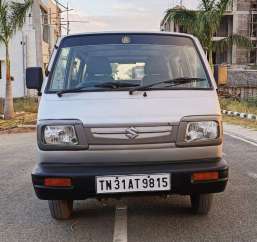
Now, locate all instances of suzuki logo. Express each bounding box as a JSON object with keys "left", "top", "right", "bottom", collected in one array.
[
  {"left": 125, "top": 127, "right": 139, "bottom": 139},
  {"left": 121, "top": 36, "right": 131, "bottom": 44}
]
